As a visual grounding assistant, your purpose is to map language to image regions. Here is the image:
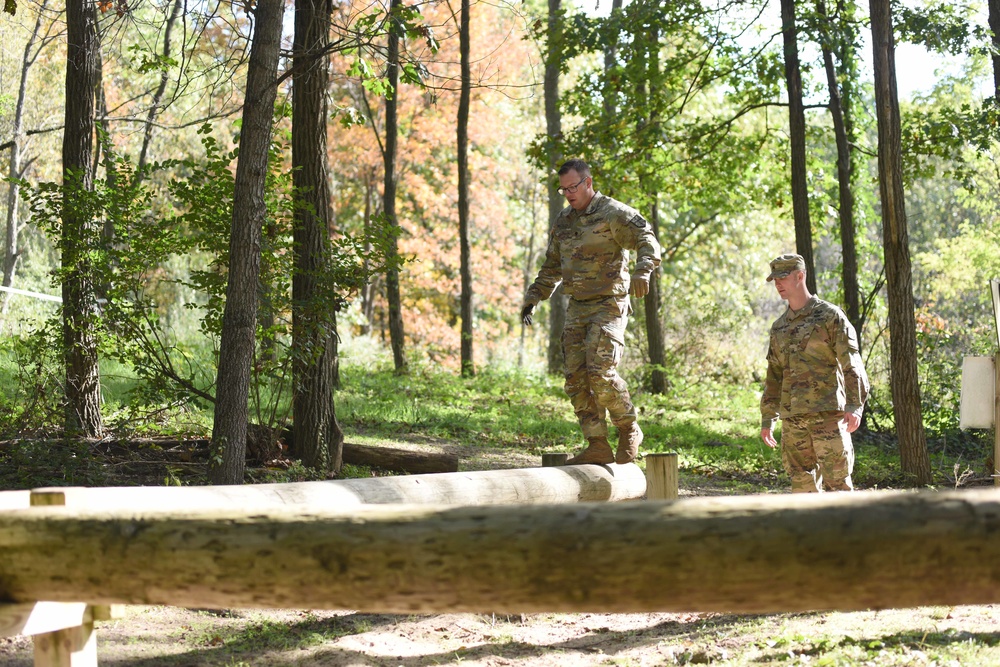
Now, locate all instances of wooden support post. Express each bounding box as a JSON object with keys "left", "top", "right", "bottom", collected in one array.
[
  {"left": 28, "top": 489, "right": 98, "bottom": 667},
  {"left": 994, "top": 351, "right": 999, "bottom": 487},
  {"left": 31, "top": 615, "right": 97, "bottom": 667},
  {"left": 645, "top": 452, "right": 678, "bottom": 499},
  {"left": 542, "top": 453, "right": 568, "bottom": 467}
]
